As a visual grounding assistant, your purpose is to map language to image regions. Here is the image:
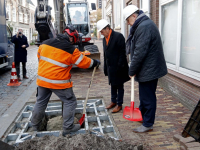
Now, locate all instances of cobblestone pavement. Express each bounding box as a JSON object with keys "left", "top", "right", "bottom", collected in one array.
[
  {"left": 27, "top": 40, "right": 193, "bottom": 149},
  {"left": 0, "top": 45, "right": 38, "bottom": 116}
]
